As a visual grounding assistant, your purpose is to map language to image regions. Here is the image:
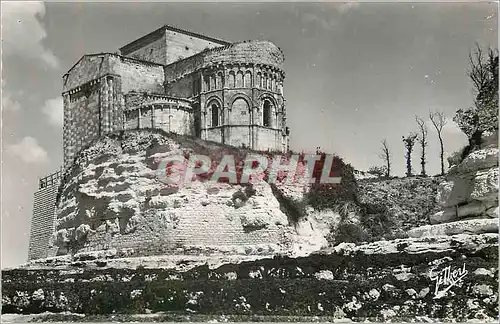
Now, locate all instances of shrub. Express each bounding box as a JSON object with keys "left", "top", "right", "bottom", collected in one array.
[
  {"left": 326, "top": 222, "right": 372, "bottom": 245},
  {"left": 367, "top": 166, "right": 387, "bottom": 178},
  {"left": 454, "top": 47, "right": 499, "bottom": 147},
  {"left": 447, "top": 146, "right": 468, "bottom": 167},
  {"left": 305, "top": 153, "right": 358, "bottom": 211}
]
